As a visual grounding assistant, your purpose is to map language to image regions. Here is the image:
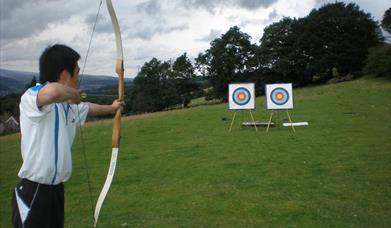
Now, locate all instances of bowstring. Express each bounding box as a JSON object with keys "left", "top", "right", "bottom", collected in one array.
[
  {"left": 80, "top": 0, "right": 103, "bottom": 84},
  {"left": 77, "top": 0, "right": 103, "bottom": 225}
]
